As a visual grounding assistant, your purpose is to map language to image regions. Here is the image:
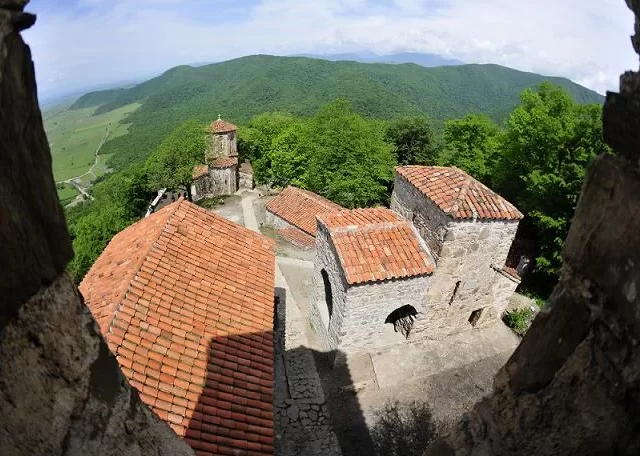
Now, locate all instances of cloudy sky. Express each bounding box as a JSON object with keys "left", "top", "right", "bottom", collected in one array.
[{"left": 23, "top": 0, "right": 638, "bottom": 101}]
